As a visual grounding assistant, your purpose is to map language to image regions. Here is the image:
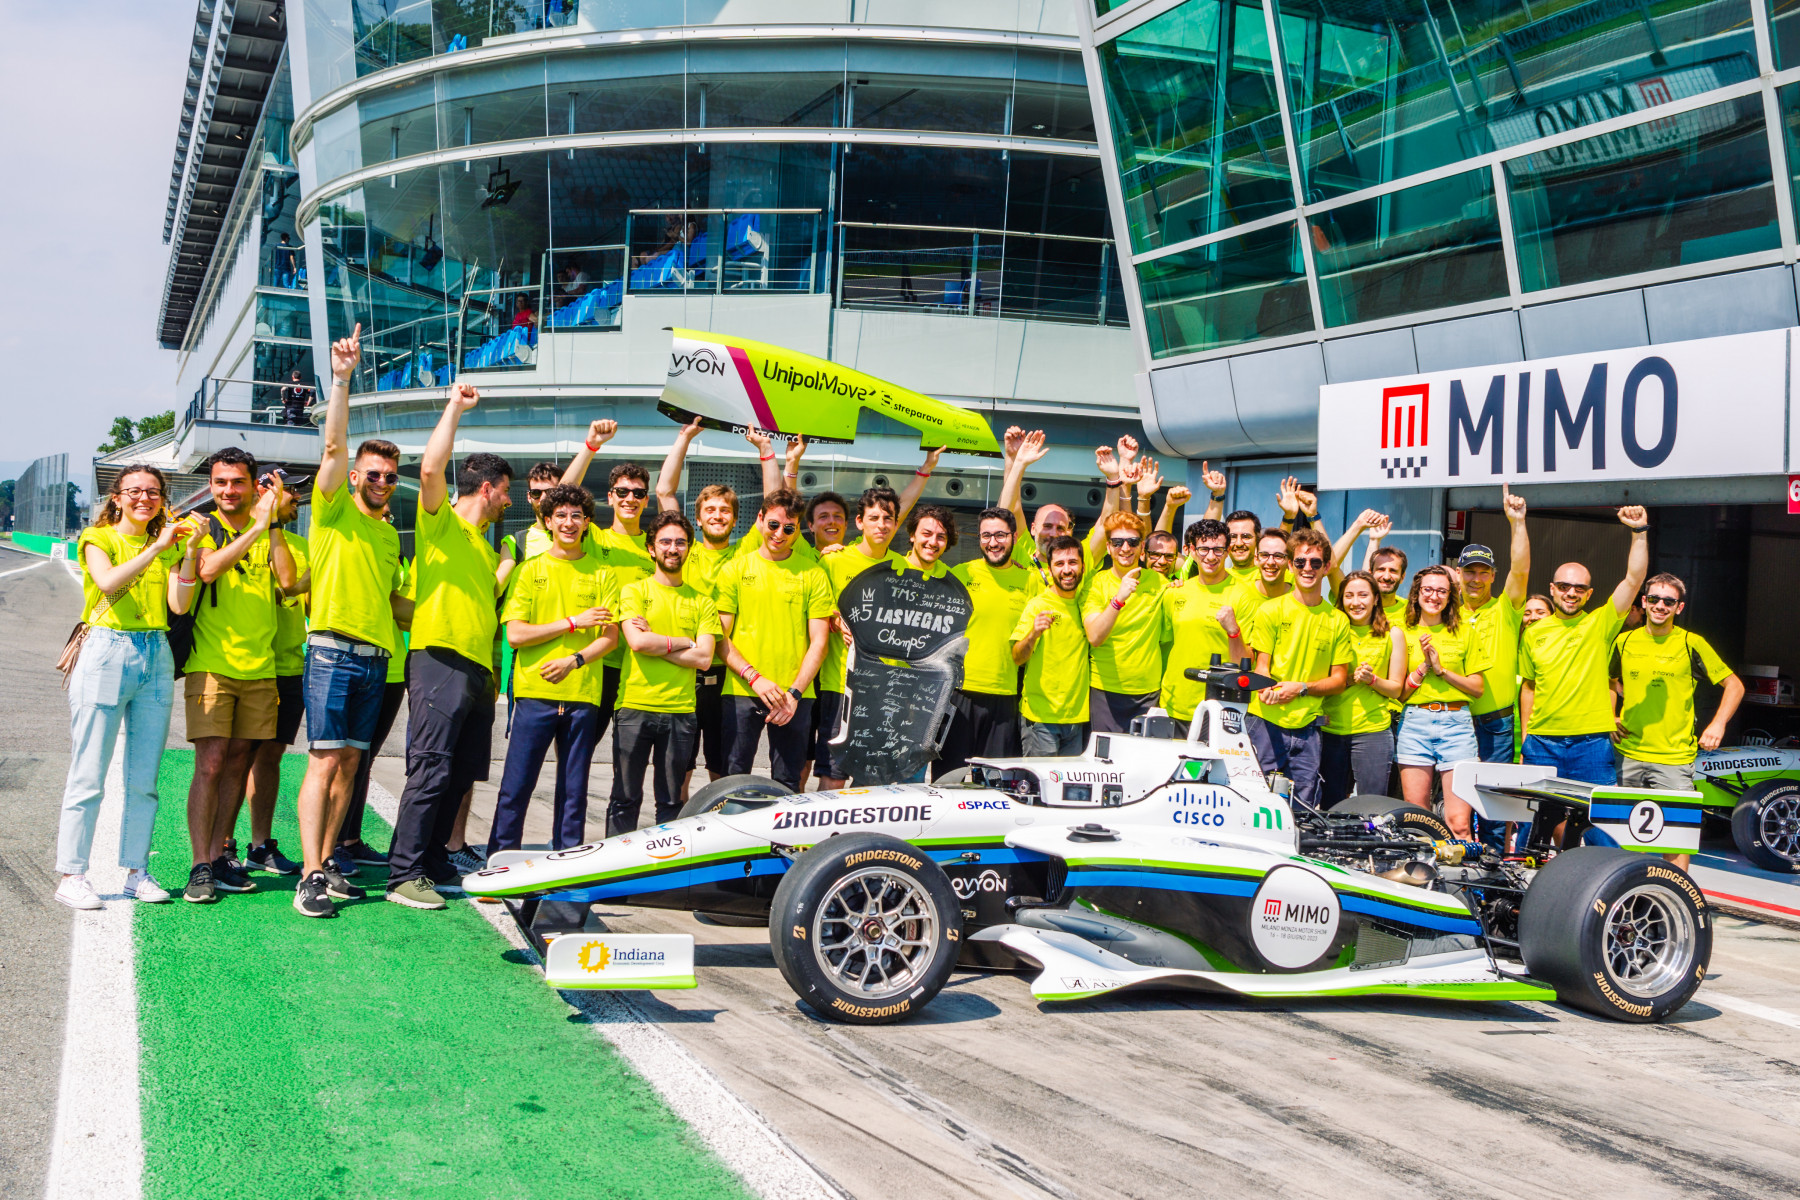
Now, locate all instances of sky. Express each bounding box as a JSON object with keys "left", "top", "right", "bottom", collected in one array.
[{"left": 0, "top": 0, "right": 197, "bottom": 489}]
